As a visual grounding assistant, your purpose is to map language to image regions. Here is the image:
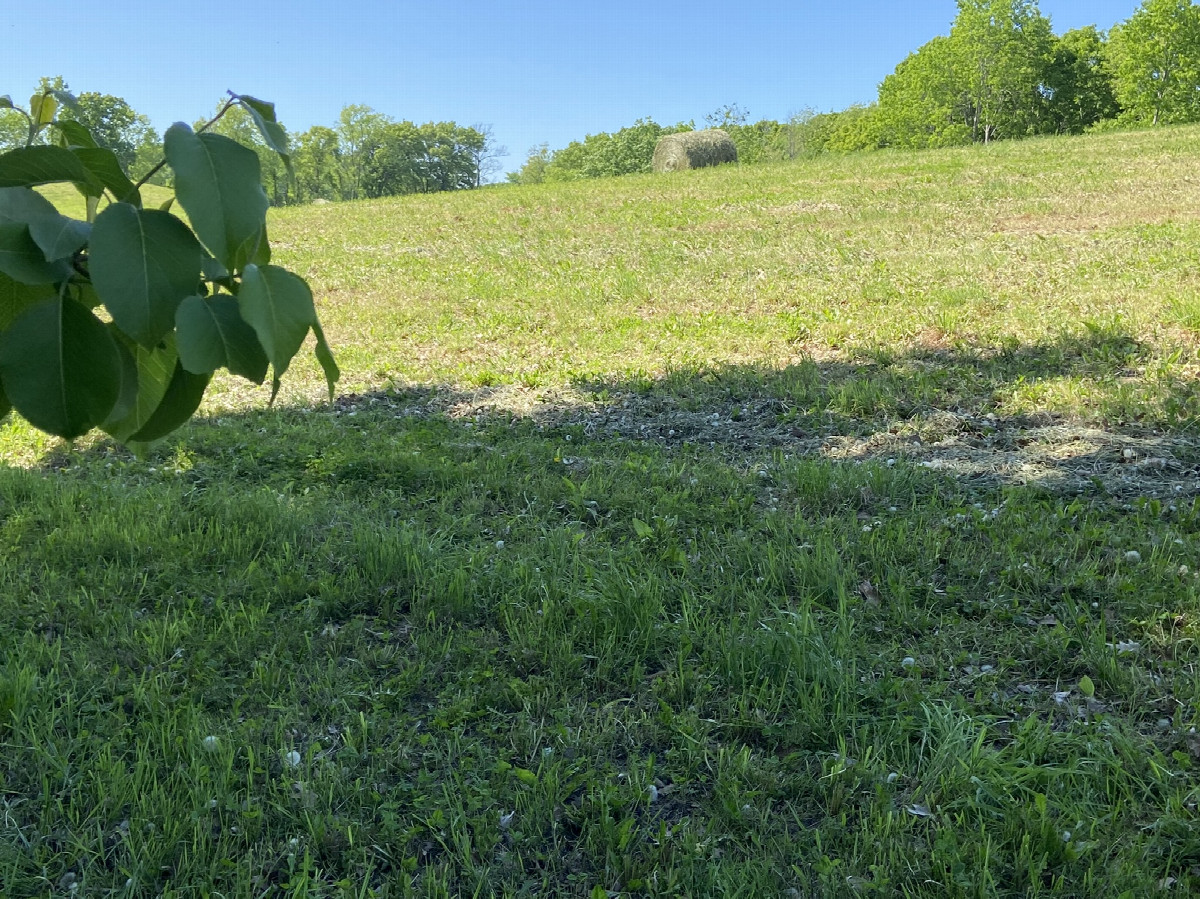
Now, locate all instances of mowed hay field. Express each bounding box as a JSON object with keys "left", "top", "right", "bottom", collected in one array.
[{"left": 3, "top": 127, "right": 1200, "bottom": 897}]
